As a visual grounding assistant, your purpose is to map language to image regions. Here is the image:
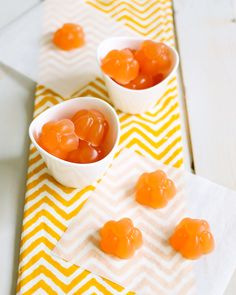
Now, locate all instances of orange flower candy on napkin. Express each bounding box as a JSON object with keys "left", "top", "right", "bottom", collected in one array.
[
  {"left": 135, "top": 170, "right": 176, "bottom": 209},
  {"left": 100, "top": 218, "right": 143, "bottom": 259},
  {"left": 53, "top": 23, "right": 85, "bottom": 50},
  {"left": 169, "top": 218, "right": 215, "bottom": 260}
]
